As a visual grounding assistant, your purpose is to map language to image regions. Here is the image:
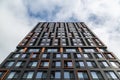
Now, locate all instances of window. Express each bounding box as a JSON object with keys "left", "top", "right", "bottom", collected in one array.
[
  {"left": 95, "top": 53, "right": 103, "bottom": 59},
  {"left": 64, "top": 71, "right": 74, "bottom": 79},
  {"left": 27, "top": 61, "right": 38, "bottom": 68},
  {"left": 63, "top": 53, "right": 71, "bottom": 58},
  {"left": 56, "top": 54, "right": 61, "bottom": 58},
  {"left": 99, "top": 49, "right": 106, "bottom": 52},
  {"left": 83, "top": 53, "right": 92, "bottom": 58},
  {"left": 36, "top": 71, "right": 47, "bottom": 79},
  {"left": 28, "top": 49, "right": 40, "bottom": 52},
  {"left": 40, "top": 61, "right": 49, "bottom": 68},
  {"left": 15, "top": 61, "right": 25, "bottom": 68},
  {"left": 104, "top": 53, "right": 115, "bottom": 59},
  {"left": 110, "top": 61, "right": 119, "bottom": 68},
  {"left": 11, "top": 53, "right": 20, "bottom": 58},
  {"left": 87, "top": 61, "right": 97, "bottom": 68},
  {"left": 99, "top": 61, "right": 110, "bottom": 68},
  {"left": 105, "top": 71, "right": 118, "bottom": 79},
  {"left": 54, "top": 53, "right": 61, "bottom": 58},
  {"left": 22, "top": 71, "right": 34, "bottom": 79},
  {"left": 42, "top": 53, "right": 50, "bottom": 59},
  {"left": 21, "top": 54, "right": 29, "bottom": 59},
  {"left": 66, "top": 49, "right": 76, "bottom": 52},
  {"left": 51, "top": 71, "right": 61, "bottom": 79},
  {"left": 84, "top": 49, "right": 95, "bottom": 52},
  {"left": 74, "top": 53, "right": 82, "bottom": 58},
  {"left": 91, "top": 71, "right": 104, "bottom": 80},
  {"left": 4, "top": 61, "right": 14, "bottom": 68},
  {"left": 7, "top": 71, "right": 20, "bottom": 79},
  {"left": 47, "top": 49, "right": 58, "bottom": 52},
  {"left": 31, "top": 54, "right": 37, "bottom": 58},
  {"left": 52, "top": 61, "right": 61, "bottom": 68},
  {"left": 64, "top": 61, "right": 73, "bottom": 68},
  {"left": 77, "top": 71, "right": 89, "bottom": 80},
  {"left": 18, "top": 49, "right": 24, "bottom": 52},
  {"left": 31, "top": 53, "right": 39, "bottom": 59},
  {"left": 76, "top": 61, "right": 85, "bottom": 68},
  {"left": 117, "top": 71, "right": 120, "bottom": 76}
]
